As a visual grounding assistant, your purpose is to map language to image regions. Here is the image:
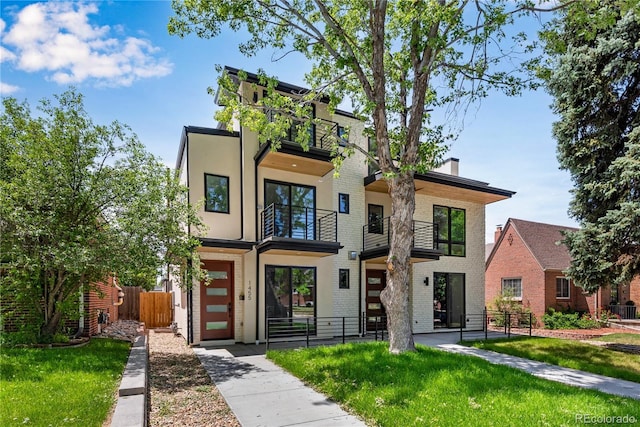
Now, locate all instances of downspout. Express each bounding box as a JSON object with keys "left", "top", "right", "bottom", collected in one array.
[
  {"left": 358, "top": 256, "right": 363, "bottom": 335},
  {"left": 239, "top": 126, "right": 244, "bottom": 240},
  {"left": 73, "top": 290, "right": 85, "bottom": 339},
  {"left": 185, "top": 127, "right": 194, "bottom": 345},
  {"left": 255, "top": 155, "right": 260, "bottom": 344}
]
